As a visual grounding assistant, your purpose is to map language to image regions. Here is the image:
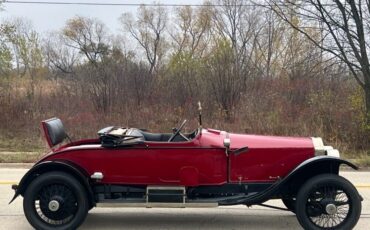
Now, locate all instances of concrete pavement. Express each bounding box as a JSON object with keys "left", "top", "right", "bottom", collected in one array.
[{"left": 0, "top": 167, "right": 369, "bottom": 230}]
